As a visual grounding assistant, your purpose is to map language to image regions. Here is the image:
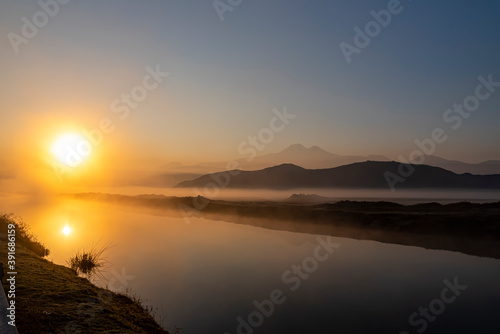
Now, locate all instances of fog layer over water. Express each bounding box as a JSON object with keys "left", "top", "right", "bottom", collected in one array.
[
  {"left": 1, "top": 192, "right": 499, "bottom": 333},
  {"left": 50, "top": 187, "right": 500, "bottom": 204}
]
